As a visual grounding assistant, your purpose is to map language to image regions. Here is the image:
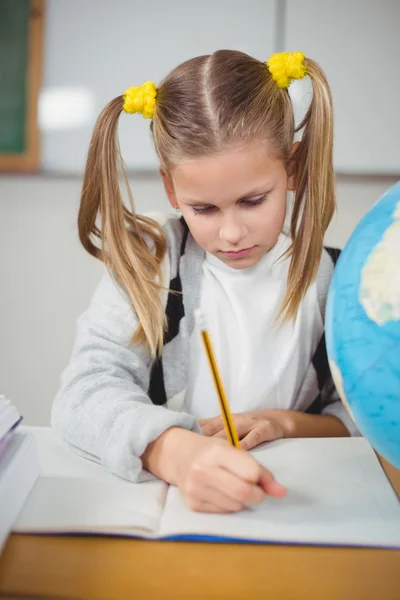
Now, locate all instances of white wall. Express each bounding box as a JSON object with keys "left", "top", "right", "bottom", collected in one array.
[
  {"left": 0, "top": 175, "right": 167, "bottom": 425},
  {"left": 40, "top": 0, "right": 276, "bottom": 172},
  {"left": 0, "top": 174, "right": 397, "bottom": 425},
  {"left": 38, "top": 0, "right": 400, "bottom": 174},
  {"left": 285, "top": 0, "right": 400, "bottom": 173}
]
